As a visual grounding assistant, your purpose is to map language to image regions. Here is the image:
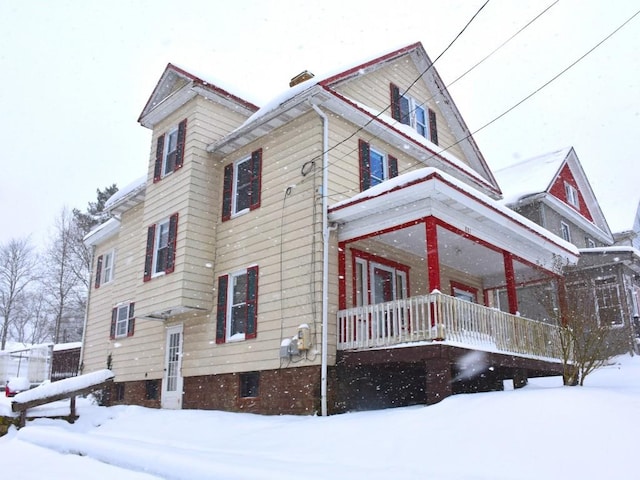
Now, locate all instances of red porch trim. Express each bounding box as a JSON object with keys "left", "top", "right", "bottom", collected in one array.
[
  {"left": 425, "top": 216, "right": 441, "bottom": 291},
  {"left": 503, "top": 252, "right": 519, "bottom": 315},
  {"left": 338, "top": 241, "right": 347, "bottom": 310}
]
